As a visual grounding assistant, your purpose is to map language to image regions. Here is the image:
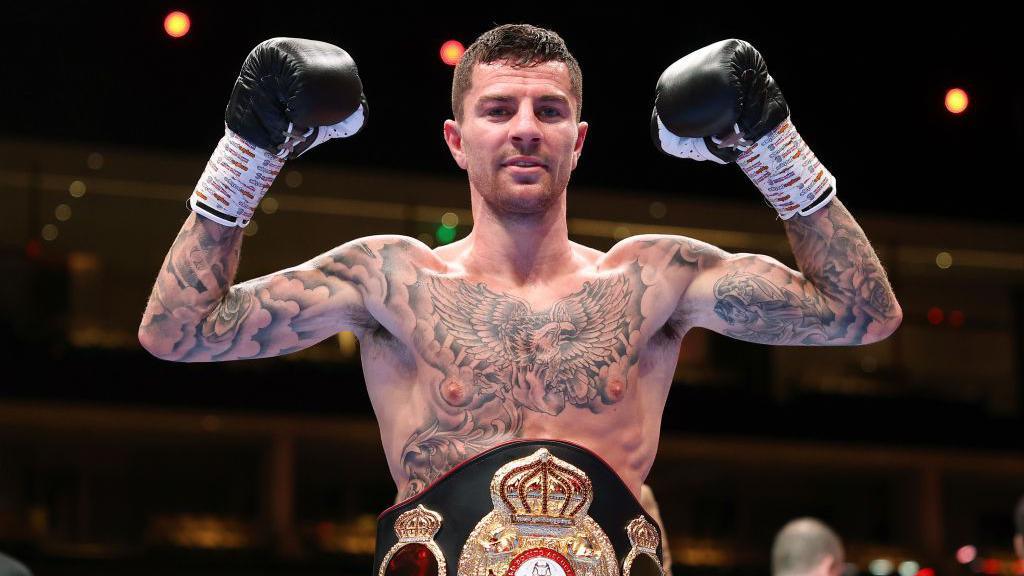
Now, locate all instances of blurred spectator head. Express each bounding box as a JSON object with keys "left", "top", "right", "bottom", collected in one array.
[{"left": 772, "top": 517, "right": 845, "bottom": 576}]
